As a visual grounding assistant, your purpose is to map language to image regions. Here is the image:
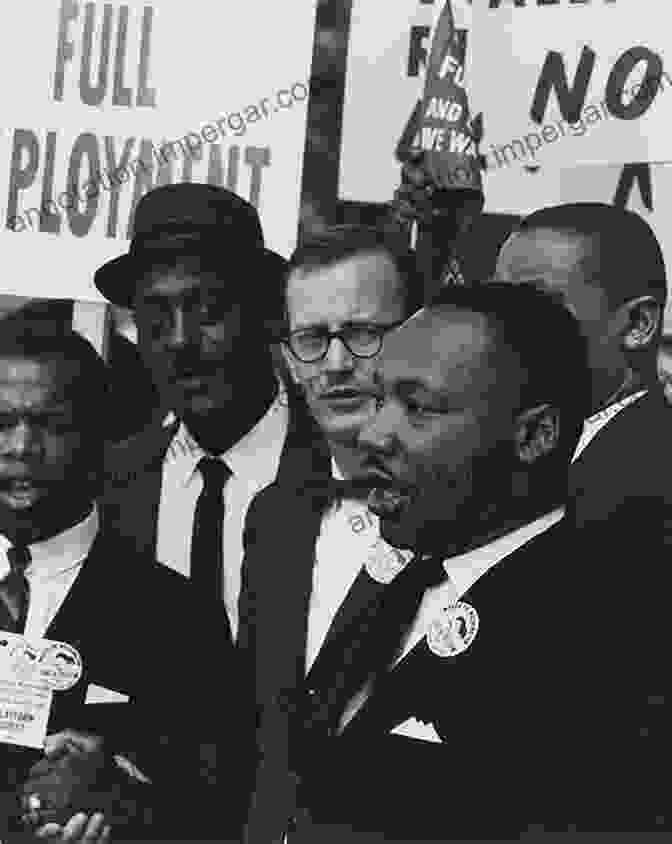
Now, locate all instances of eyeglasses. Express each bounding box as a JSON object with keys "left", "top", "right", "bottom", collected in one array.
[{"left": 284, "top": 321, "right": 405, "bottom": 363}]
